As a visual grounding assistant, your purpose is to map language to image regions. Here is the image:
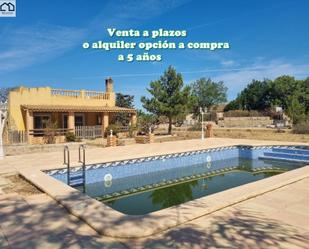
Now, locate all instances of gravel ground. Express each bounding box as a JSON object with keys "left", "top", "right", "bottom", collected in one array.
[{"left": 2, "top": 174, "right": 42, "bottom": 196}]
